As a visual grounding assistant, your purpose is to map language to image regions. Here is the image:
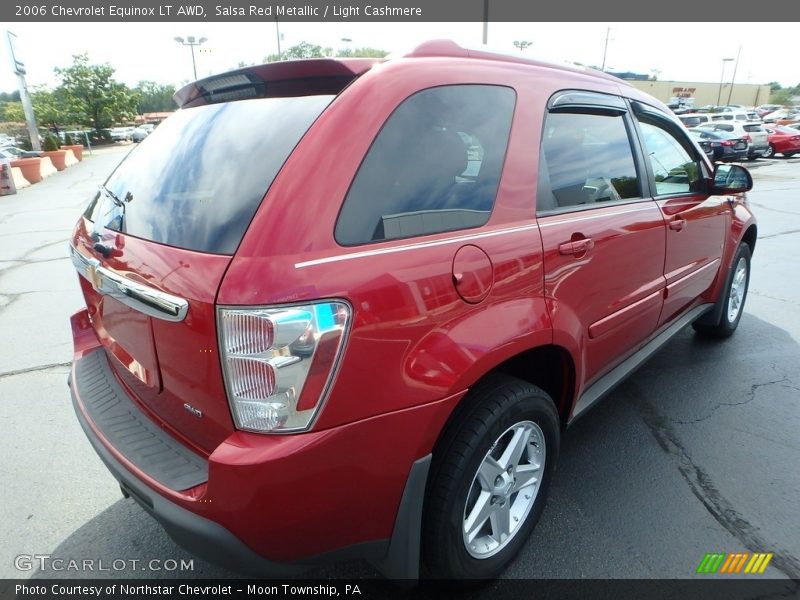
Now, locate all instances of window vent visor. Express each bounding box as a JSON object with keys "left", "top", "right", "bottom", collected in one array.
[{"left": 218, "top": 301, "right": 351, "bottom": 434}]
